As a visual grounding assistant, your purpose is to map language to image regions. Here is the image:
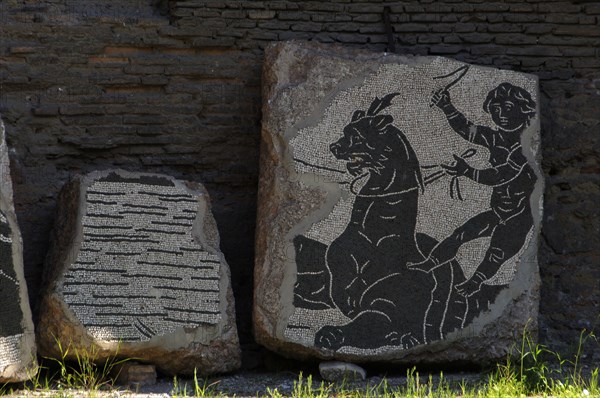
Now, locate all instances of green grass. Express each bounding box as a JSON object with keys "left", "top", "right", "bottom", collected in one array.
[
  {"left": 1, "top": 328, "right": 598, "bottom": 397},
  {"left": 264, "top": 328, "right": 599, "bottom": 398},
  {"left": 0, "top": 339, "right": 129, "bottom": 396},
  {"left": 172, "top": 368, "right": 221, "bottom": 398}
]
